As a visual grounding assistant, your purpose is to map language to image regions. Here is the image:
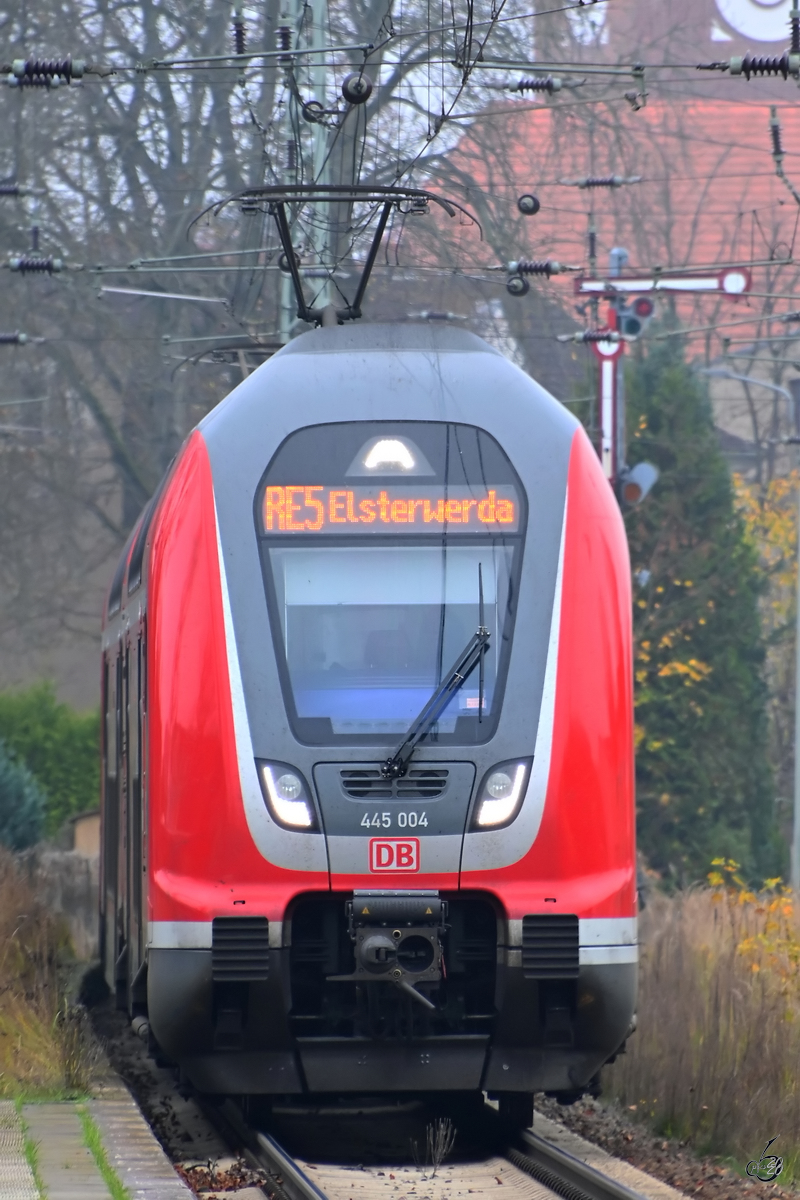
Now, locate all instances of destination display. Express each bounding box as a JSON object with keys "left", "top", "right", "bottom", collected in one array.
[{"left": 262, "top": 485, "right": 519, "bottom": 534}]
